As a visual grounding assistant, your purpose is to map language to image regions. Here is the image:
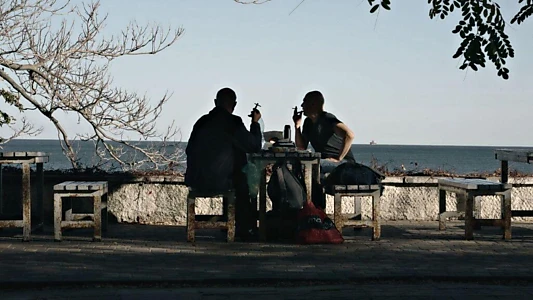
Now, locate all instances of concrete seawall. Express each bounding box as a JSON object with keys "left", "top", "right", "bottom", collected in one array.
[
  {"left": 2, "top": 172, "right": 533, "bottom": 225},
  {"left": 108, "top": 176, "right": 533, "bottom": 225}
]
